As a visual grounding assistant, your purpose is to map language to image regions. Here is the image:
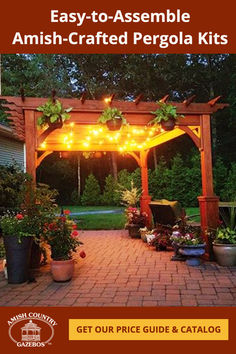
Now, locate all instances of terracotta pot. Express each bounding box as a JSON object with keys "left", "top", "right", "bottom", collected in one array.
[
  {"left": 51, "top": 259, "right": 74, "bottom": 282},
  {"left": 161, "top": 118, "right": 176, "bottom": 131},
  {"left": 213, "top": 243, "right": 236, "bottom": 266},
  {"left": 106, "top": 117, "right": 122, "bottom": 131}
]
